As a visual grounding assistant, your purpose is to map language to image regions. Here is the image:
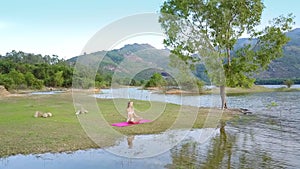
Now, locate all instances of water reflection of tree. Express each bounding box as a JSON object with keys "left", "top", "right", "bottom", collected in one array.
[
  {"left": 166, "top": 123, "right": 285, "bottom": 169},
  {"left": 201, "top": 122, "right": 235, "bottom": 169},
  {"left": 165, "top": 141, "right": 199, "bottom": 169},
  {"left": 165, "top": 124, "right": 235, "bottom": 169}
]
